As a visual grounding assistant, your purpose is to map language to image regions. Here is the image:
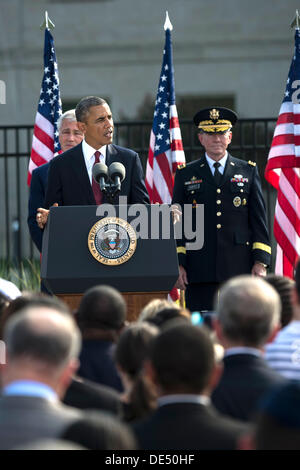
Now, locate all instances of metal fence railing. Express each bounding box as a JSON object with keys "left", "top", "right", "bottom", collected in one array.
[{"left": 0, "top": 118, "right": 277, "bottom": 267}]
